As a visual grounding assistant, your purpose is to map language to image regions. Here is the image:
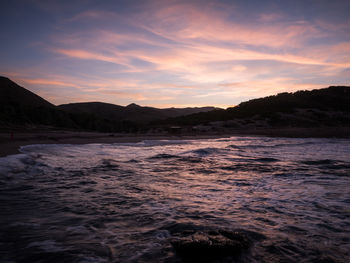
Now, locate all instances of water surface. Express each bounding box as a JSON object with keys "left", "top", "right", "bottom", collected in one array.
[{"left": 0, "top": 137, "right": 349, "bottom": 262}]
